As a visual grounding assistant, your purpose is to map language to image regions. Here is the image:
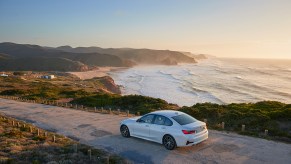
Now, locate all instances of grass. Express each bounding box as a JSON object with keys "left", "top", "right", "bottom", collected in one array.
[{"left": 0, "top": 114, "right": 126, "bottom": 163}]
